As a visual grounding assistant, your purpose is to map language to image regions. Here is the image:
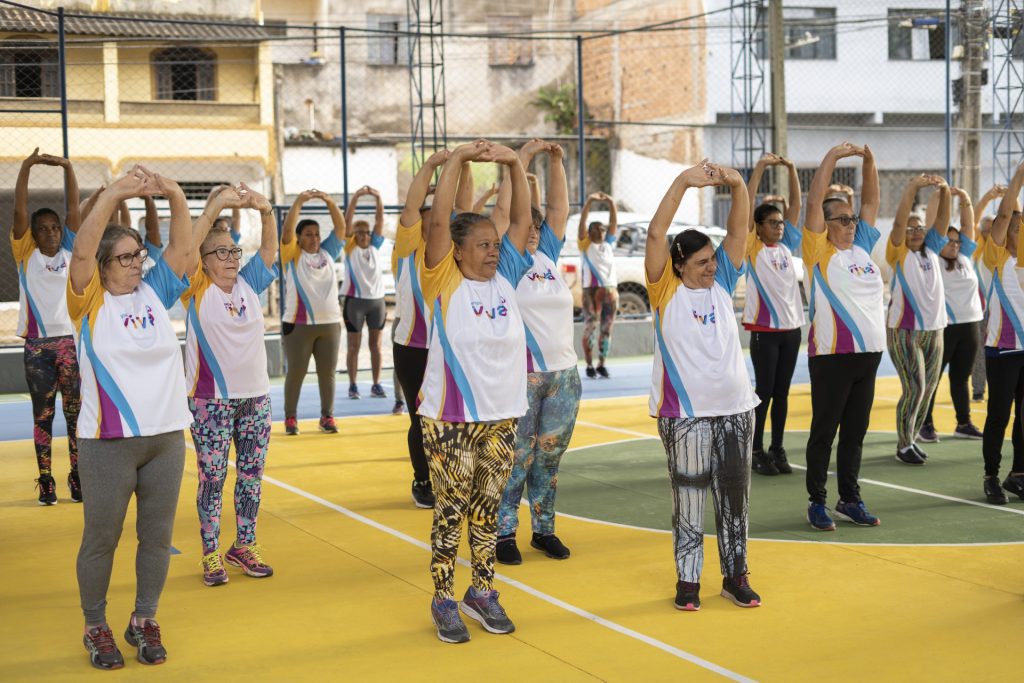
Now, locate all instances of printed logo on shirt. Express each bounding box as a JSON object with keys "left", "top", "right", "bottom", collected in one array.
[
  {"left": 44, "top": 259, "right": 68, "bottom": 273},
  {"left": 917, "top": 258, "right": 933, "bottom": 272},
  {"left": 472, "top": 296, "right": 509, "bottom": 319},
  {"left": 224, "top": 297, "right": 248, "bottom": 318},
  {"left": 847, "top": 261, "right": 878, "bottom": 277},
  {"left": 692, "top": 305, "right": 716, "bottom": 326},
  {"left": 302, "top": 252, "right": 330, "bottom": 270},
  {"left": 121, "top": 305, "right": 156, "bottom": 330},
  {"left": 768, "top": 252, "right": 790, "bottom": 271},
  {"left": 526, "top": 268, "right": 557, "bottom": 282}
]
